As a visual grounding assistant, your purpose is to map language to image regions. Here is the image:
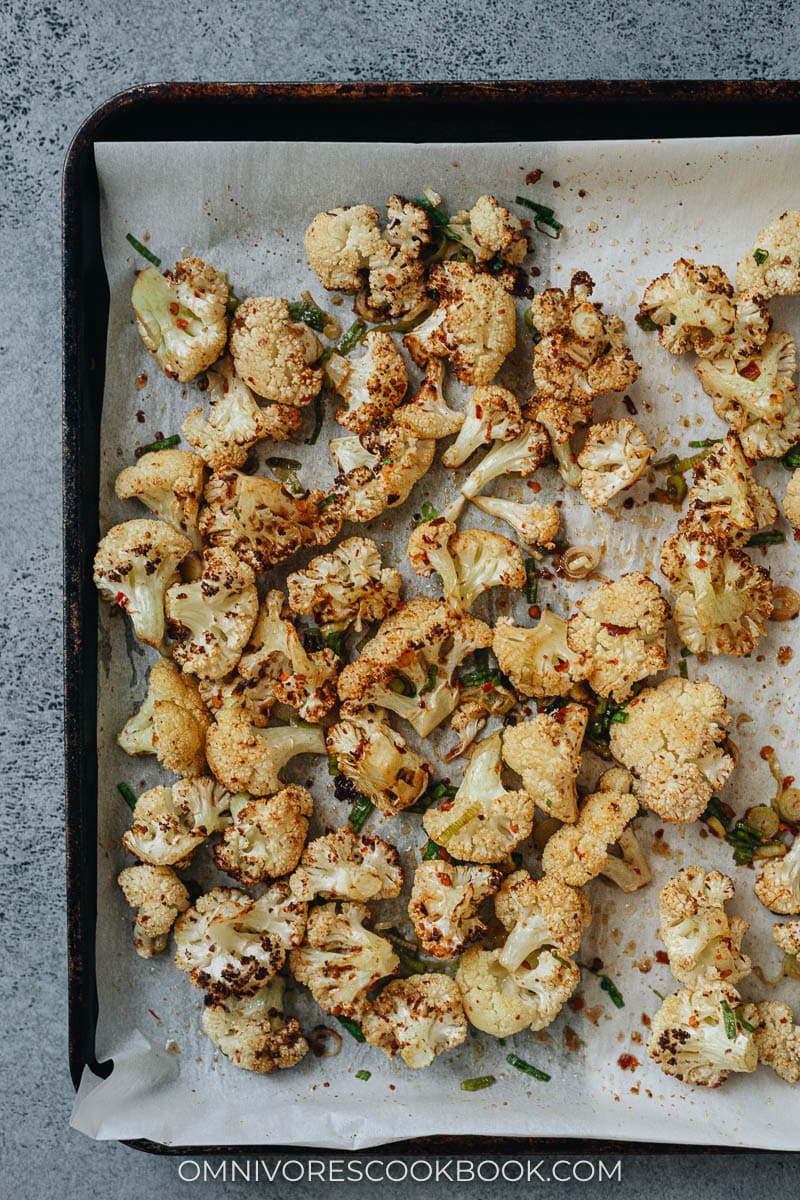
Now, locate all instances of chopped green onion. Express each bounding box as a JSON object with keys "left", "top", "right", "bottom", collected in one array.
[
  {"left": 736, "top": 1009, "right": 756, "bottom": 1033},
  {"left": 117, "top": 782, "right": 137, "bottom": 811},
  {"left": 326, "top": 631, "right": 344, "bottom": 657},
  {"left": 666, "top": 474, "right": 688, "bottom": 503},
  {"left": 524, "top": 556, "right": 539, "bottom": 606},
  {"left": 135, "top": 434, "right": 180, "bottom": 458},
  {"left": 336, "top": 1015, "right": 365, "bottom": 1042},
  {"left": 126, "top": 233, "right": 161, "bottom": 267},
  {"left": 515, "top": 196, "right": 563, "bottom": 236},
  {"left": 348, "top": 794, "right": 374, "bottom": 833},
  {"left": 306, "top": 394, "right": 325, "bottom": 445},
  {"left": 327, "top": 753, "right": 339, "bottom": 776},
  {"left": 460, "top": 668, "right": 501, "bottom": 688},
  {"left": 417, "top": 501, "right": 439, "bottom": 525},
  {"left": 288, "top": 299, "right": 327, "bottom": 332},
  {"left": 688, "top": 438, "right": 722, "bottom": 449},
  {"left": 610, "top": 710, "right": 628, "bottom": 725},
  {"left": 506, "top": 1053, "right": 550, "bottom": 1082},
  {"left": 438, "top": 802, "right": 481, "bottom": 844},
  {"left": 600, "top": 975, "right": 625, "bottom": 1009},
  {"left": 721, "top": 998, "right": 737, "bottom": 1040},
  {"left": 265, "top": 455, "right": 302, "bottom": 471},
  {"left": 420, "top": 664, "right": 438, "bottom": 694},
  {"left": 461, "top": 1074, "right": 496, "bottom": 1092},
  {"left": 416, "top": 782, "right": 458, "bottom": 810},
  {"left": 781, "top": 444, "right": 800, "bottom": 470},
  {"left": 680, "top": 647, "right": 693, "bottom": 657},
  {"left": 746, "top": 531, "right": 785, "bottom": 547},
  {"left": 317, "top": 493, "right": 338, "bottom": 509},
  {"left": 412, "top": 196, "right": 450, "bottom": 228},
  {"left": 422, "top": 839, "right": 441, "bottom": 861},
  {"left": 753, "top": 248, "right": 770, "bottom": 265},
  {"left": 679, "top": 659, "right": 689, "bottom": 680},
  {"left": 336, "top": 319, "right": 367, "bottom": 357},
  {"left": 387, "top": 936, "right": 432, "bottom": 975},
  {"left": 635, "top": 313, "right": 659, "bottom": 332},
  {"left": 355, "top": 1069, "right": 371, "bottom": 1081}
]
